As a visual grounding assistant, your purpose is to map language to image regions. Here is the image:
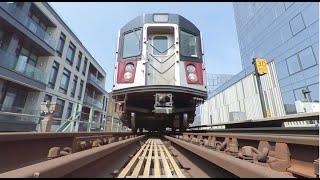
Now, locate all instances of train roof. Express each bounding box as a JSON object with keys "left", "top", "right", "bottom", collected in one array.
[{"left": 120, "top": 13, "right": 200, "bottom": 35}]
